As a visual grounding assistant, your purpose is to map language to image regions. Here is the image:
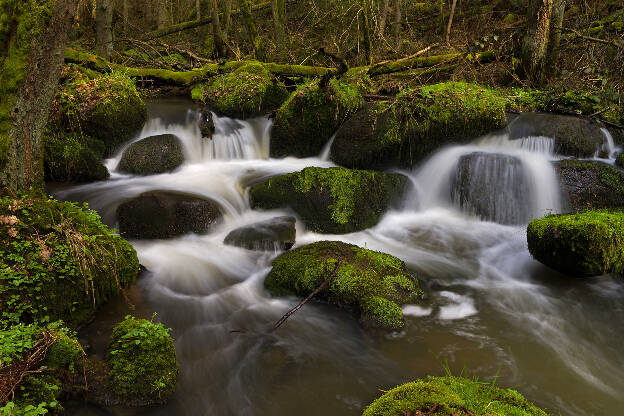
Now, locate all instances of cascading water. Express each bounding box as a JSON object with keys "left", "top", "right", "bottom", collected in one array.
[{"left": 59, "top": 100, "right": 624, "bottom": 416}]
